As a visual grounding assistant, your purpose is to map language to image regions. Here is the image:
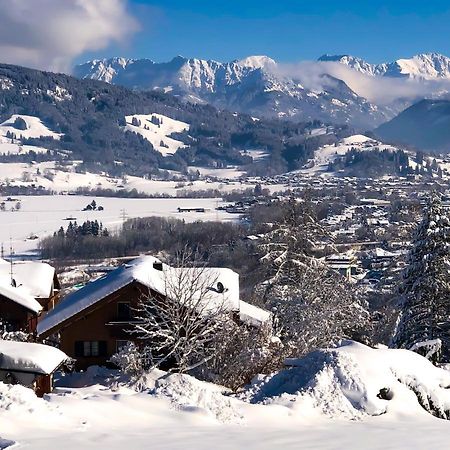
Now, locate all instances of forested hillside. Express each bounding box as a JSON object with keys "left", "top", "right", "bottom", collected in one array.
[{"left": 0, "top": 63, "right": 352, "bottom": 177}]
